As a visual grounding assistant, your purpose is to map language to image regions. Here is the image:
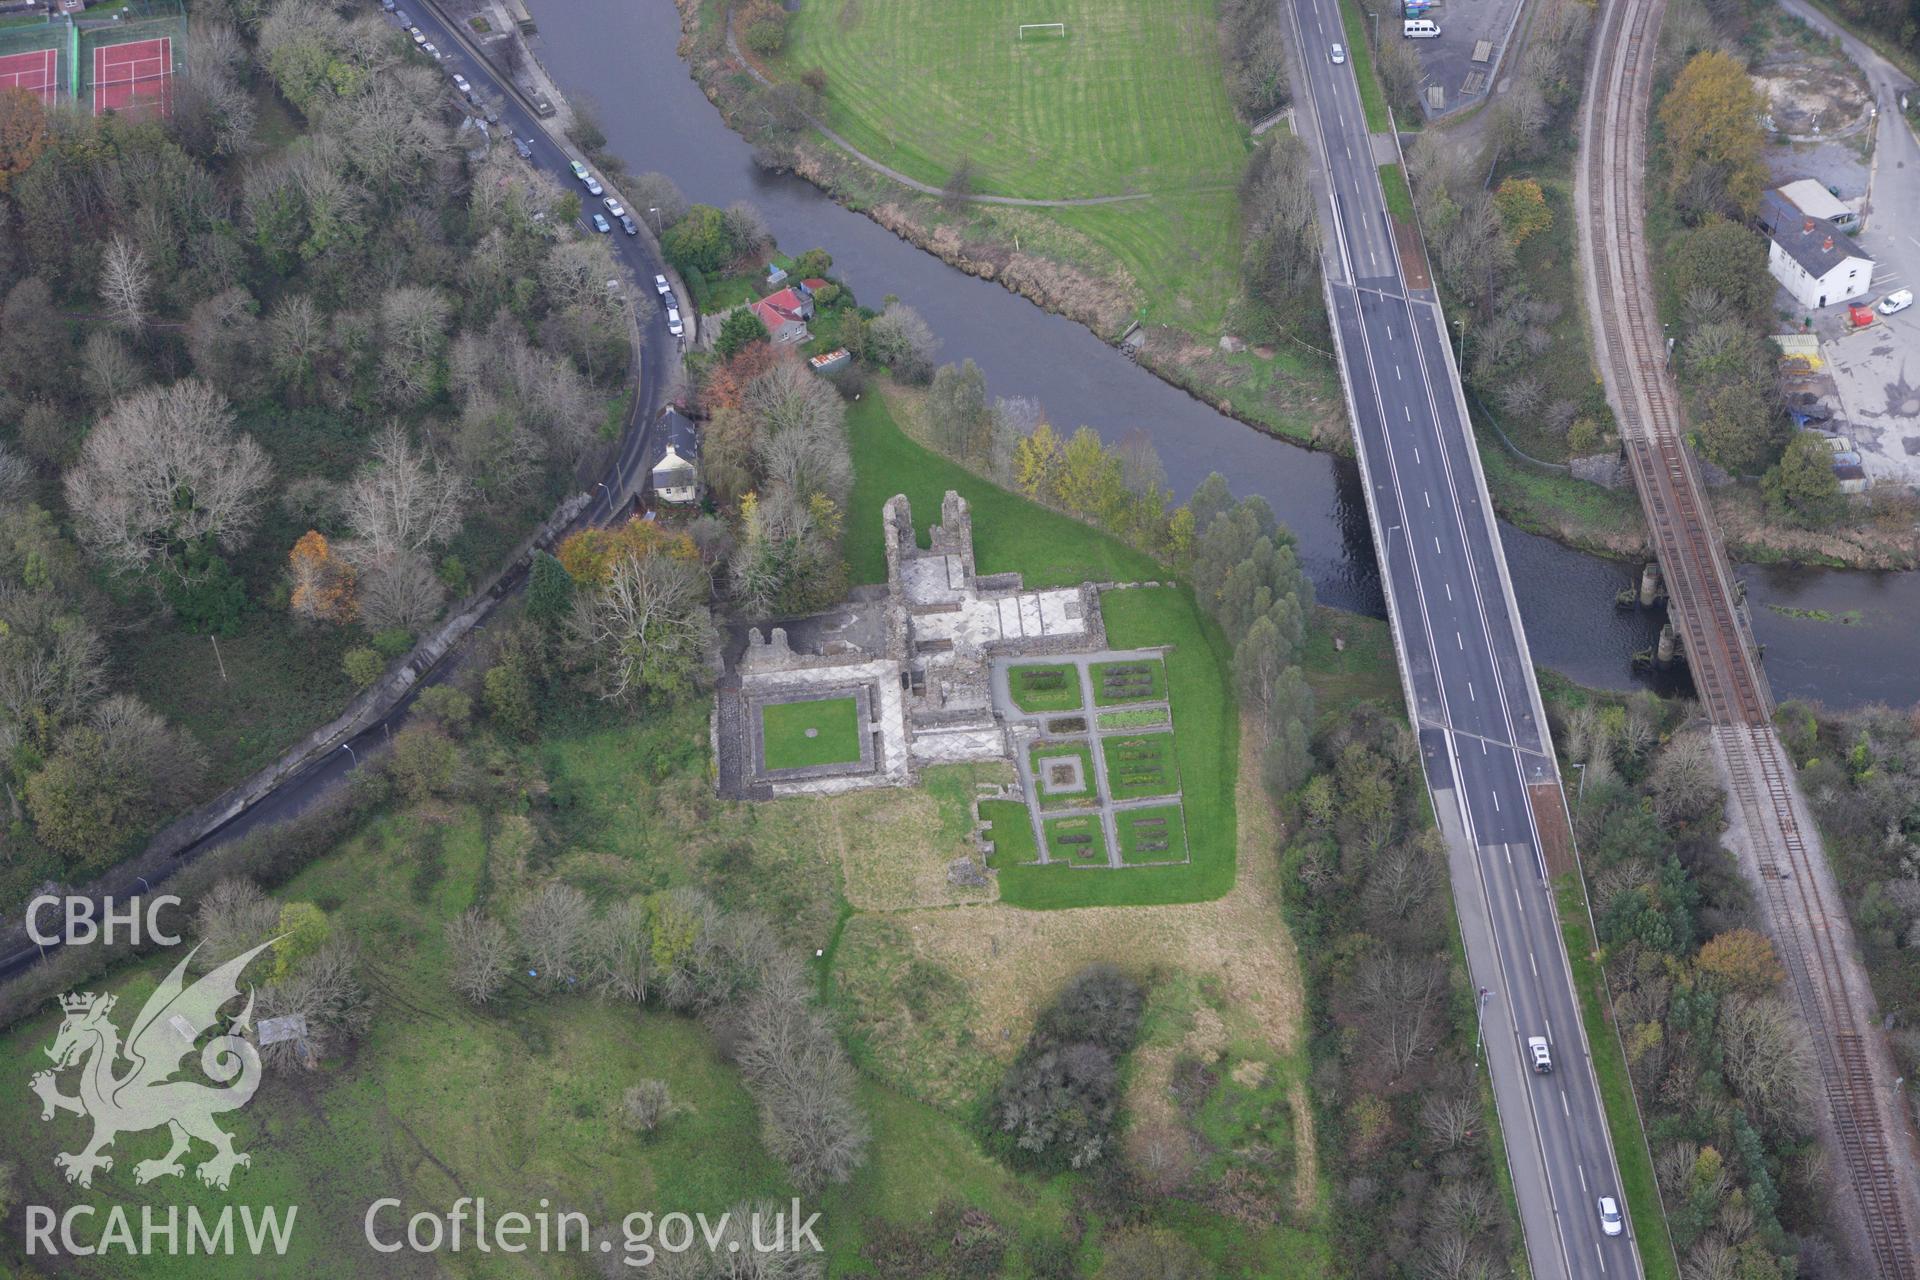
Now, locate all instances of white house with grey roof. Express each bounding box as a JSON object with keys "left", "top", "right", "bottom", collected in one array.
[{"left": 1759, "top": 190, "right": 1873, "bottom": 311}]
